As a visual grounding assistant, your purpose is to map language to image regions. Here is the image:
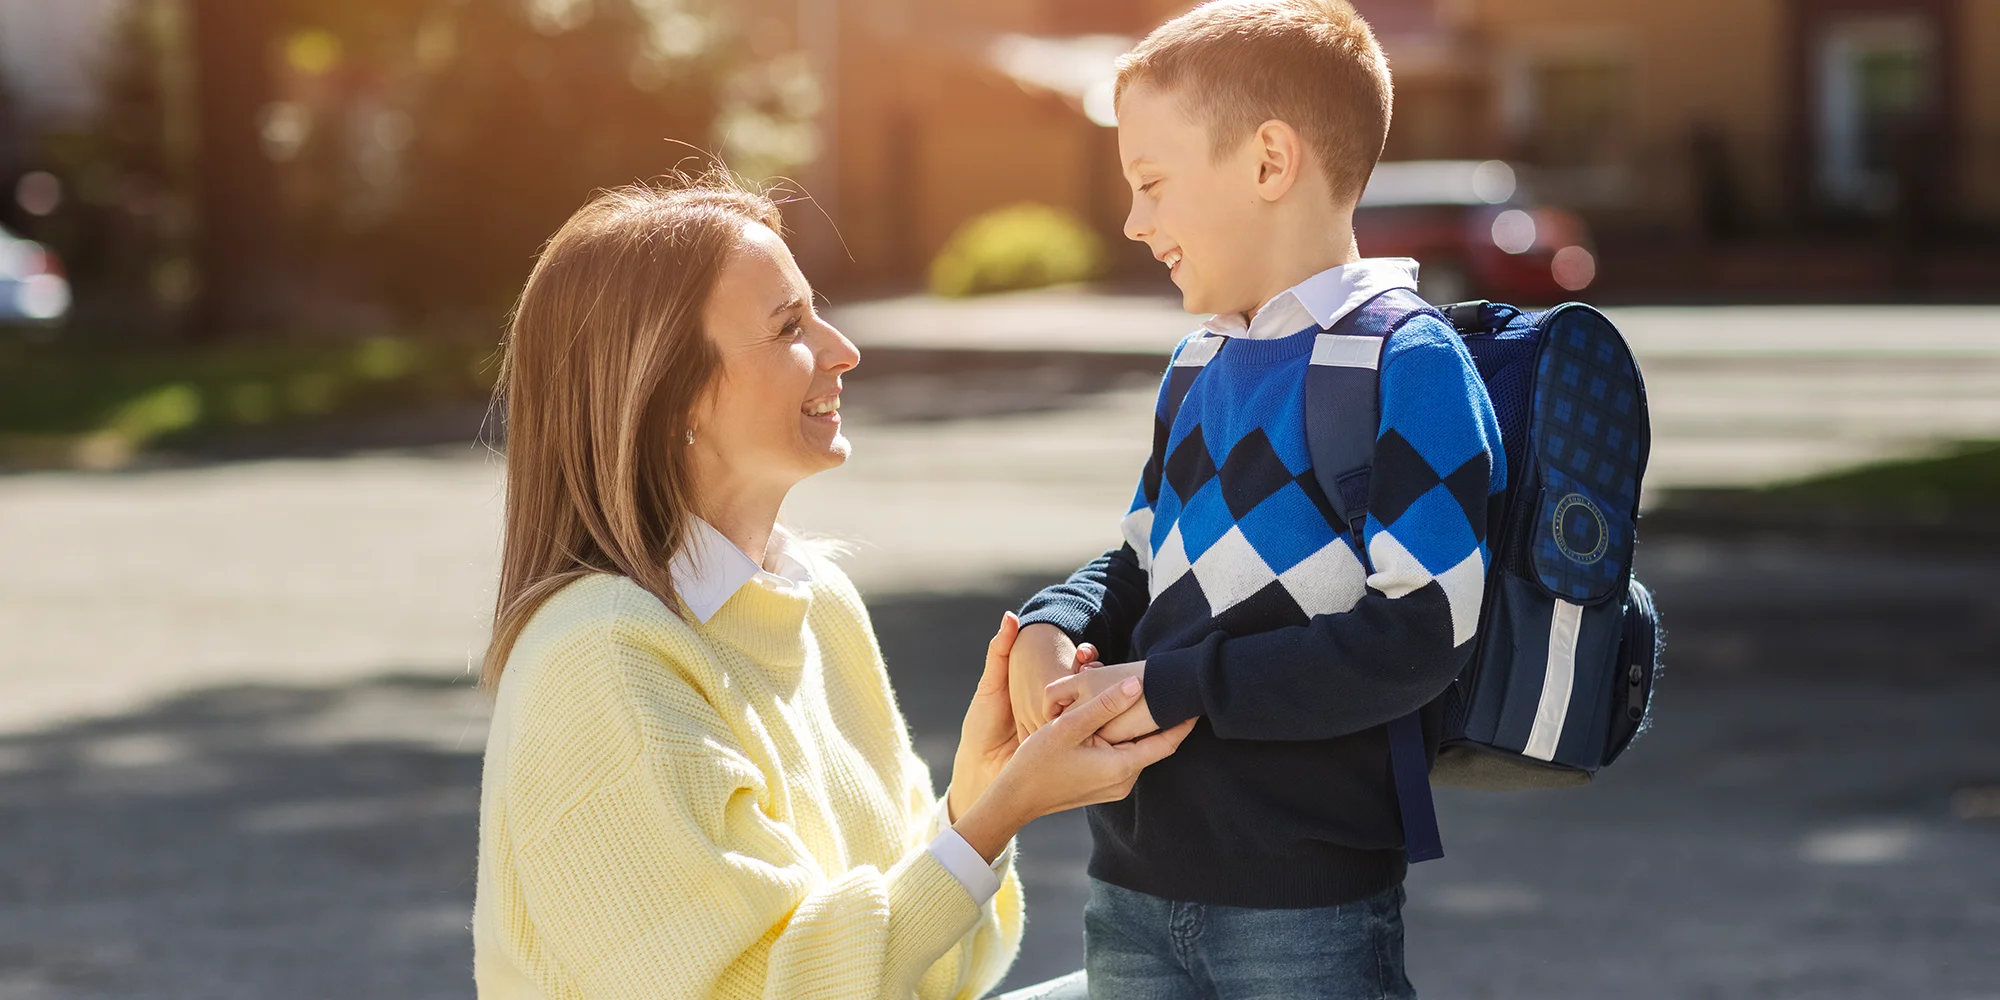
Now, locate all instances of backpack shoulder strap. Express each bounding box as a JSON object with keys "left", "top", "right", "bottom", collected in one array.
[
  {"left": 1305, "top": 287, "right": 1449, "bottom": 866},
  {"left": 1161, "top": 331, "right": 1226, "bottom": 428},
  {"left": 1304, "top": 287, "right": 1443, "bottom": 534}
]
